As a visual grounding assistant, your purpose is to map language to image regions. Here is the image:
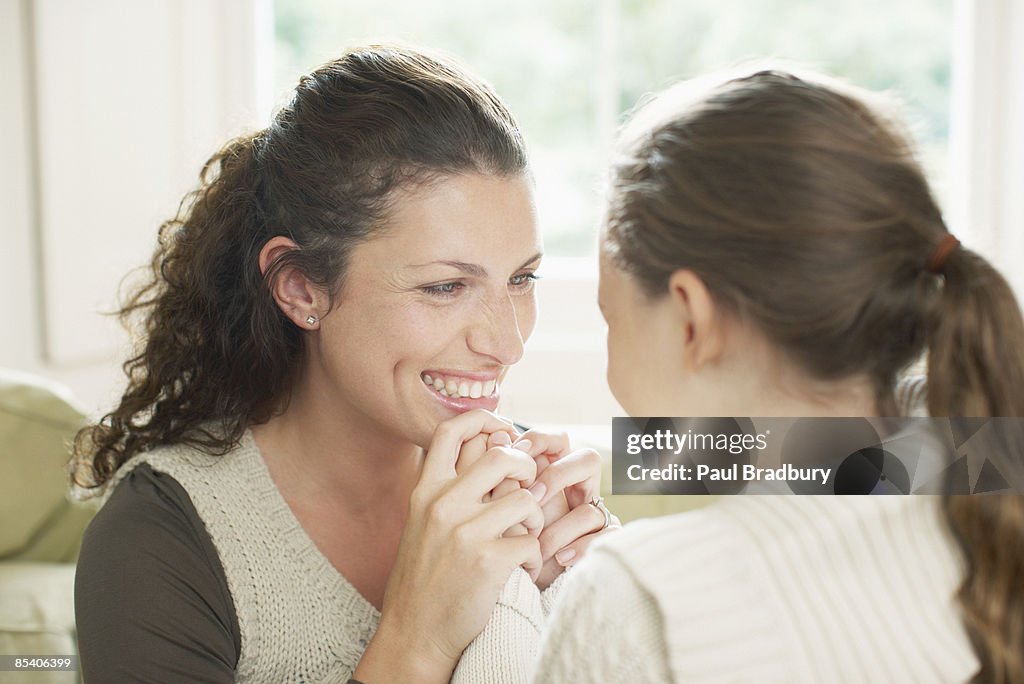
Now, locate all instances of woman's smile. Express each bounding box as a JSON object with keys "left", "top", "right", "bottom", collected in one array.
[{"left": 420, "top": 369, "right": 503, "bottom": 412}]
